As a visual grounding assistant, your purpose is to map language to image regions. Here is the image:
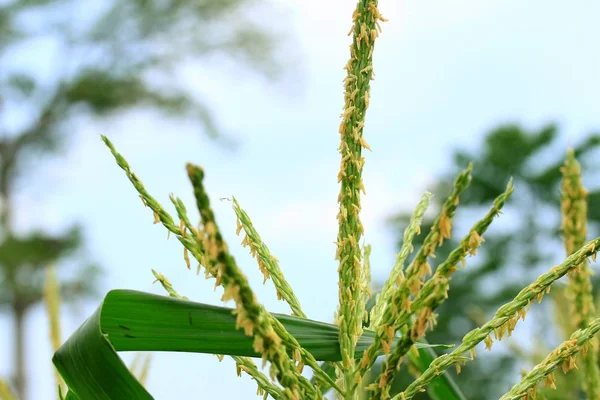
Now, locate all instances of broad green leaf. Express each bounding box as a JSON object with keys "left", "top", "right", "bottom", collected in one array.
[
  {"left": 53, "top": 290, "right": 405, "bottom": 399},
  {"left": 54, "top": 289, "right": 466, "bottom": 399}
]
